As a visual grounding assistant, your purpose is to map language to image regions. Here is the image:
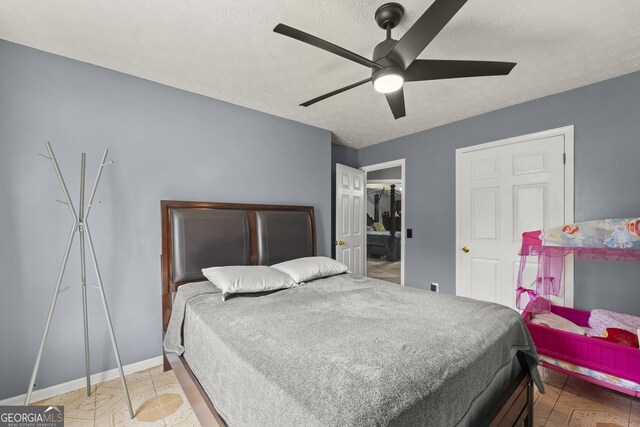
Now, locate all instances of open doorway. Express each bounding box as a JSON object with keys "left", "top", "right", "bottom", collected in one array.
[{"left": 362, "top": 160, "right": 405, "bottom": 285}]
